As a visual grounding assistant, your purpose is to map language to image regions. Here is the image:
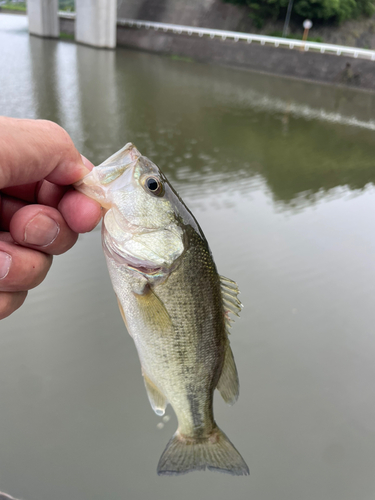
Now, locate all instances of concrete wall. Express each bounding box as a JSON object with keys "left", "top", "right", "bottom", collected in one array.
[
  {"left": 28, "top": 0, "right": 59, "bottom": 38},
  {"left": 117, "top": 0, "right": 252, "bottom": 31},
  {"left": 116, "top": 0, "right": 375, "bottom": 50},
  {"left": 115, "top": 27, "right": 375, "bottom": 91},
  {"left": 59, "top": 17, "right": 375, "bottom": 91},
  {"left": 75, "top": 0, "right": 117, "bottom": 48}
]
